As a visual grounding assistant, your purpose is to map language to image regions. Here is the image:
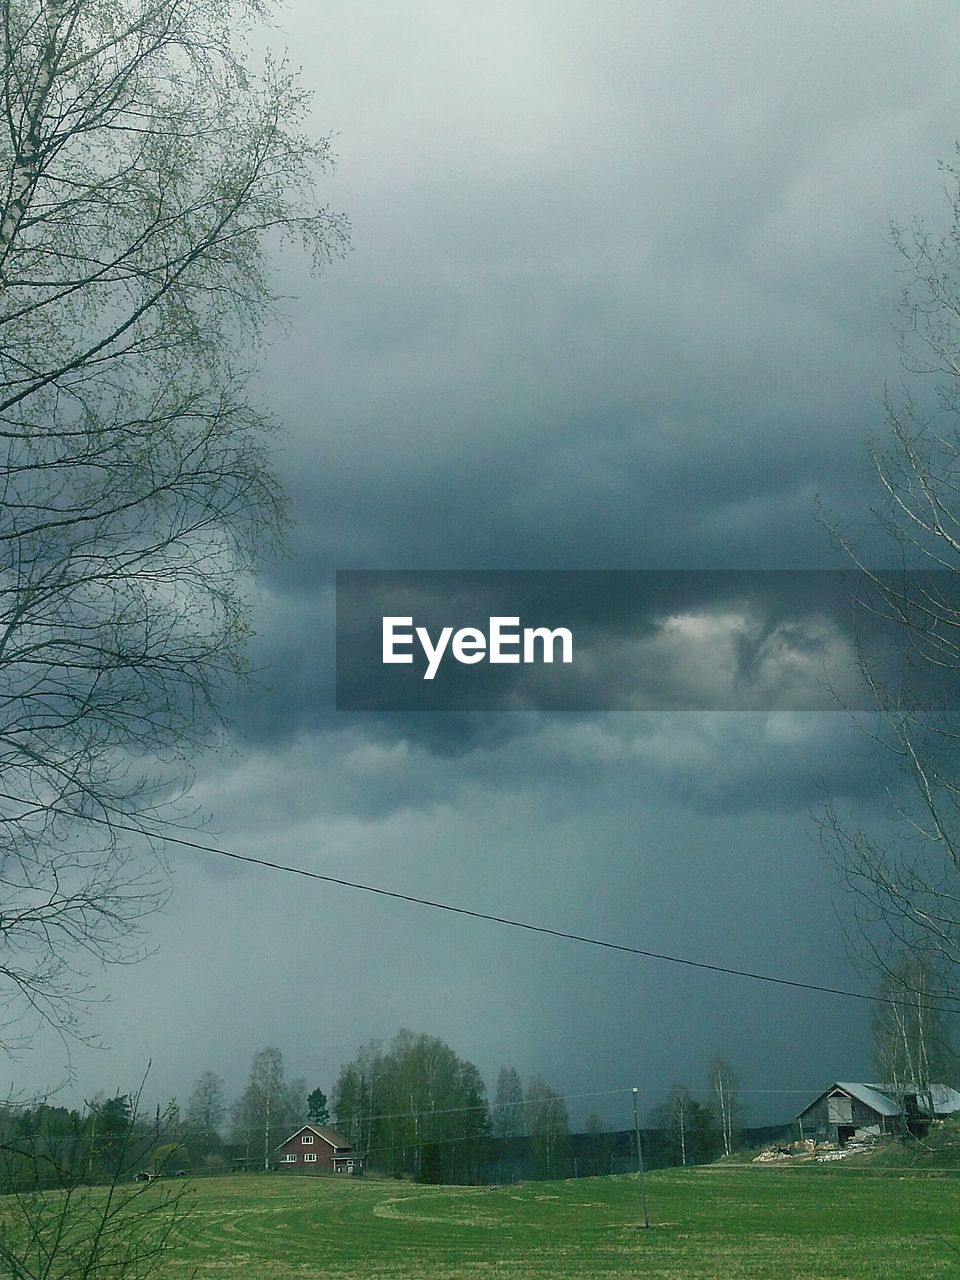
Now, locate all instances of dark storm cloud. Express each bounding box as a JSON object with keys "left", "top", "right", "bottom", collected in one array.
[
  {"left": 253, "top": 1, "right": 960, "bottom": 587},
  {"left": 220, "top": 708, "right": 889, "bottom": 828}
]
